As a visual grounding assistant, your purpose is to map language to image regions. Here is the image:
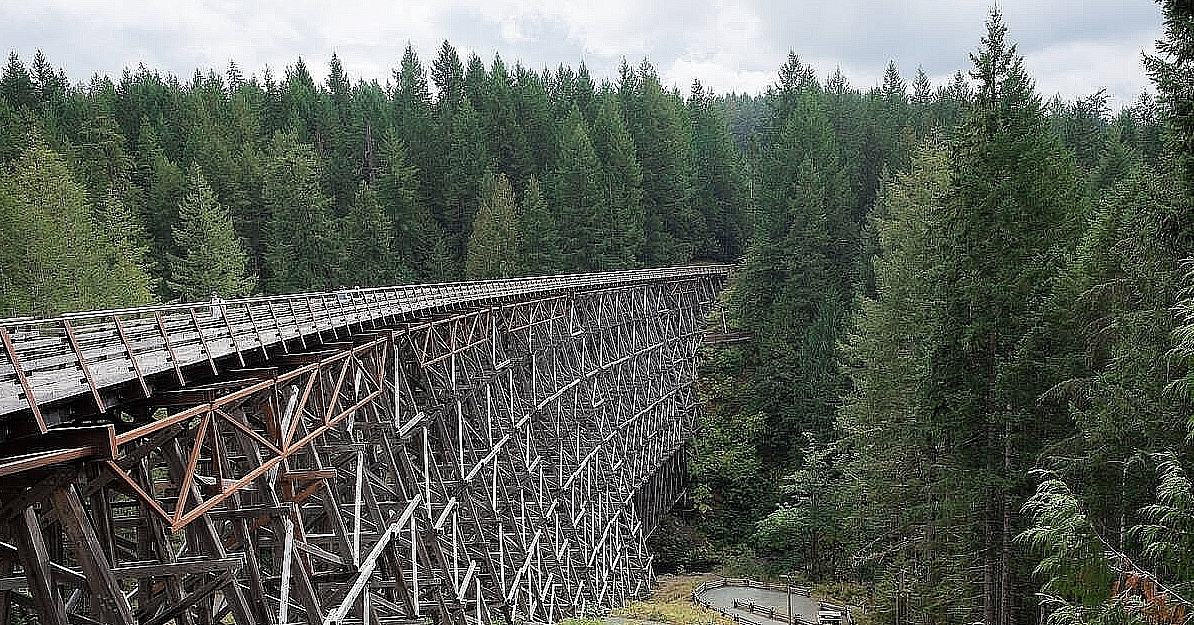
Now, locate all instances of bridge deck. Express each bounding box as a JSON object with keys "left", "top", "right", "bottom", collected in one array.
[
  {"left": 0, "top": 264, "right": 730, "bottom": 625},
  {"left": 0, "top": 265, "right": 728, "bottom": 430}
]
